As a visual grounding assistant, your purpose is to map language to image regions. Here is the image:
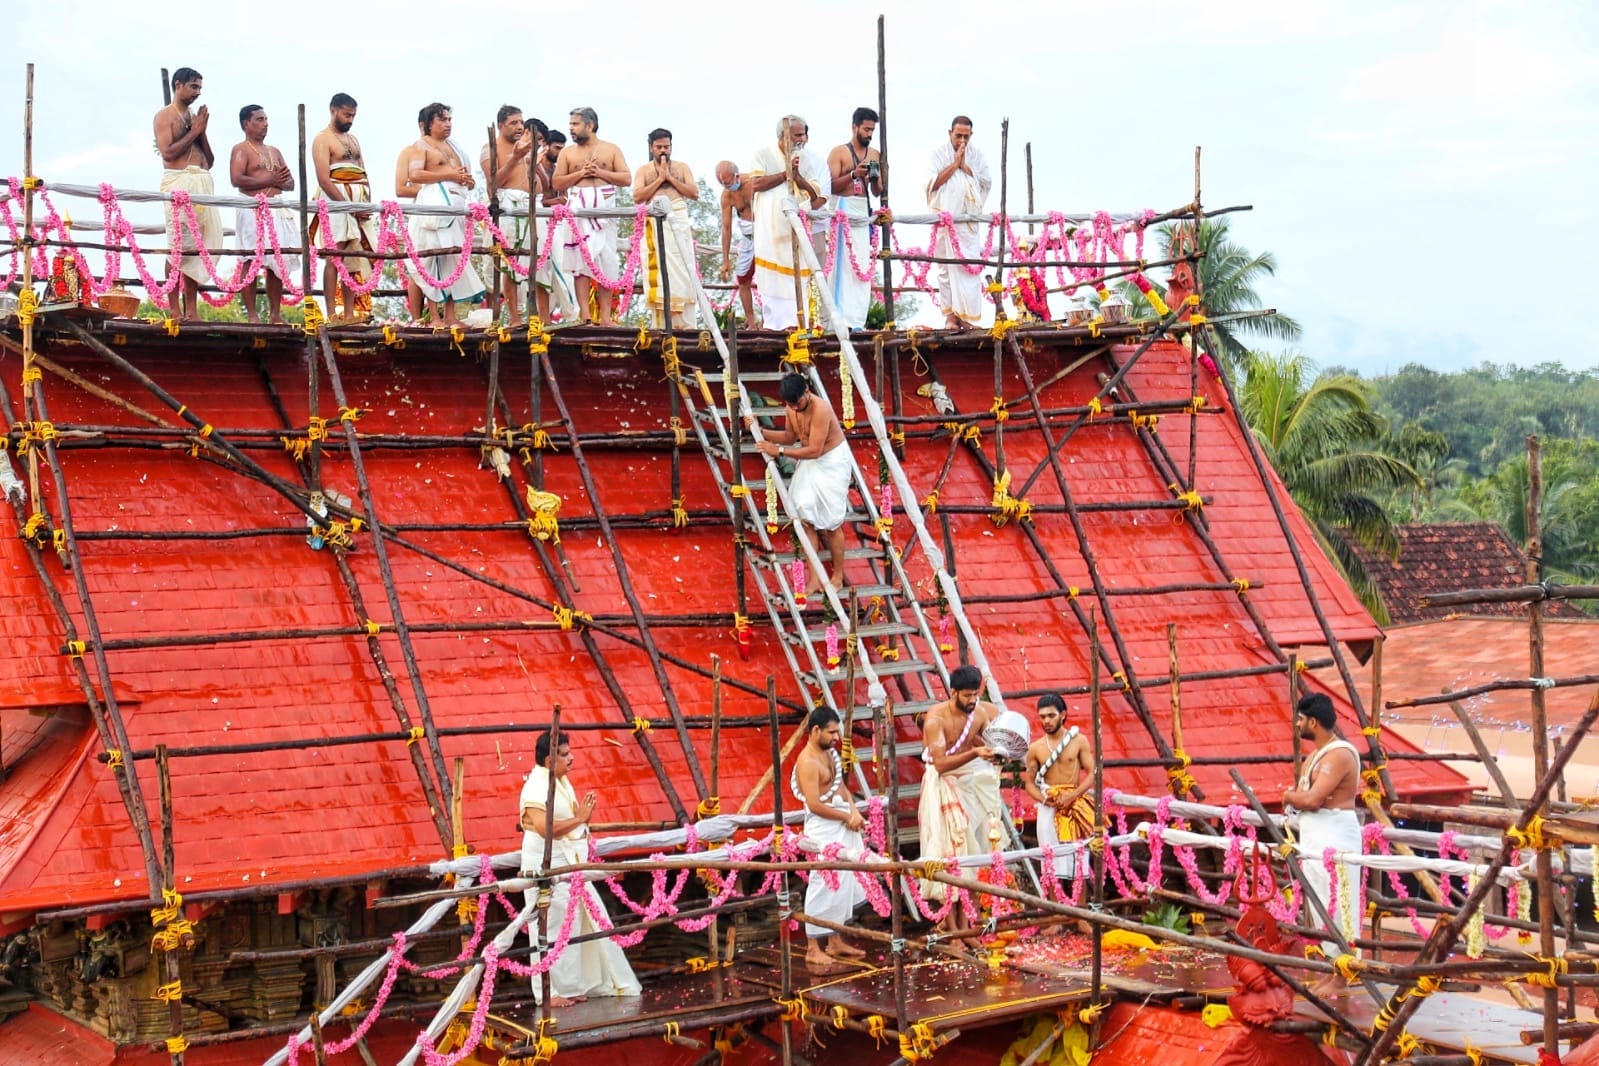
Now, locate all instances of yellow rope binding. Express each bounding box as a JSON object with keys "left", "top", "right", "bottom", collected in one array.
[
  {"left": 405, "top": 726, "right": 426, "bottom": 746},
  {"left": 154, "top": 980, "right": 183, "bottom": 1003},
  {"left": 14, "top": 289, "right": 38, "bottom": 328},
  {"left": 631, "top": 717, "right": 652, "bottom": 733},
  {"left": 165, "top": 1036, "right": 188, "bottom": 1054},
  {"left": 105, "top": 749, "right": 125, "bottom": 769},
  {"left": 300, "top": 297, "right": 325, "bottom": 335},
  {"left": 1507, "top": 815, "right": 1551, "bottom": 851},
  {"left": 662, "top": 1021, "right": 680, "bottom": 1044},
  {"left": 696, "top": 796, "right": 721, "bottom": 819},
  {"left": 671, "top": 497, "right": 689, "bottom": 528},
  {"left": 865, "top": 1015, "right": 887, "bottom": 1047},
  {"left": 525, "top": 487, "right": 562, "bottom": 542},
  {"left": 989, "top": 396, "right": 1009, "bottom": 424}
]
